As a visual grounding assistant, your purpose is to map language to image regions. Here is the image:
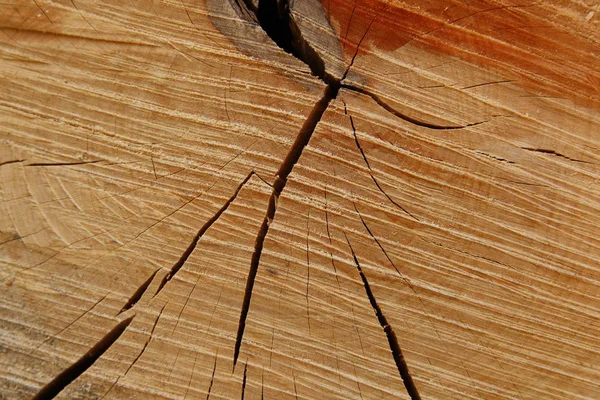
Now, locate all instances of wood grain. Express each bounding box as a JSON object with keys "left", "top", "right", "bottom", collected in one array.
[{"left": 1, "top": 1, "right": 599, "bottom": 399}]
